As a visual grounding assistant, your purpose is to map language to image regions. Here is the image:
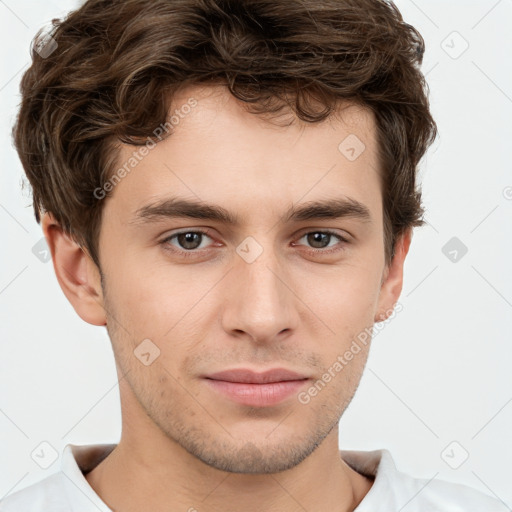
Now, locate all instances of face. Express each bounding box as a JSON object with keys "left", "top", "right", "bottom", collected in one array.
[{"left": 72, "top": 84, "right": 406, "bottom": 474}]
